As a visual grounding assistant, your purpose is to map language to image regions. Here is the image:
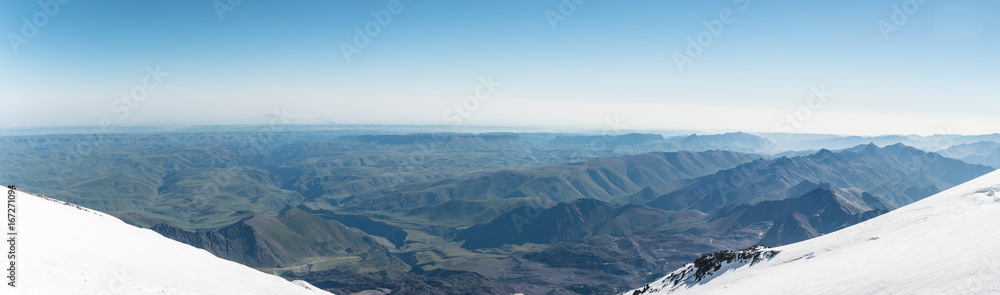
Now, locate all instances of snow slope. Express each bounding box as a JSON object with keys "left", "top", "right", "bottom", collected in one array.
[
  {"left": 634, "top": 169, "right": 1000, "bottom": 295},
  {"left": 4, "top": 188, "right": 334, "bottom": 295}
]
